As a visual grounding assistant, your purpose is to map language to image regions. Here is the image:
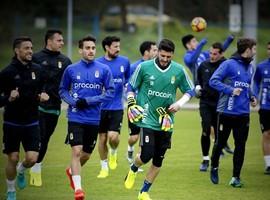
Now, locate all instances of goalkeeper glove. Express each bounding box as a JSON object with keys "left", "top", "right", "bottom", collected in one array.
[
  {"left": 156, "top": 107, "right": 173, "bottom": 131},
  {"left": 127, "top": 95, "right": 144, "bottom": 123},
  {"left": 76, "top": 98, "right": 88, "bottom": 109}
]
